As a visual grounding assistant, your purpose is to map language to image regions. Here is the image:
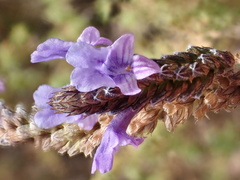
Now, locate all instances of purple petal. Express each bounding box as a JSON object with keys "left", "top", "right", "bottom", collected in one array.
[
  {"left": 94, "top": 37, "right": 112, "bottom": 46},
  {"left": 34, "top": 108, "right": 84, "bottom": 129},
  {"left": 33, "top": 85, "right": 87, "bottom": 129},
  {"left": 33, "top": 85, "right": 60, "bottom": 108},
  {"left": 77, "top": 27, "right": 100, "bottom": 44},
  {"left": 106, "top": 34, "right": 134, "bottom": 67},
  {"left": 66, "top": 42, "right": 109, "bottom": 68},
  {"left": 113, "top": 74, "right": 141, "bottom": 95},
  {"left": 34, "top": 108, "right": 66, "bottom": 129},
  {"left": 132, "top": 55, "right": 160, "bottom": 79},
  {"left": 77, "top": 114, "right": 98, "bottom": 130},
  {"left": 91, "top": 108, "right": 144, "bottom": 173},
  {"left": 77, "top": 26, "right": 112, "bottom": 46},
  {"left": 31, "top": 39, "right": 74, "bottom": 63},
  {"left": 70, "top": 68, "right": 116, "bottom": 92}
]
